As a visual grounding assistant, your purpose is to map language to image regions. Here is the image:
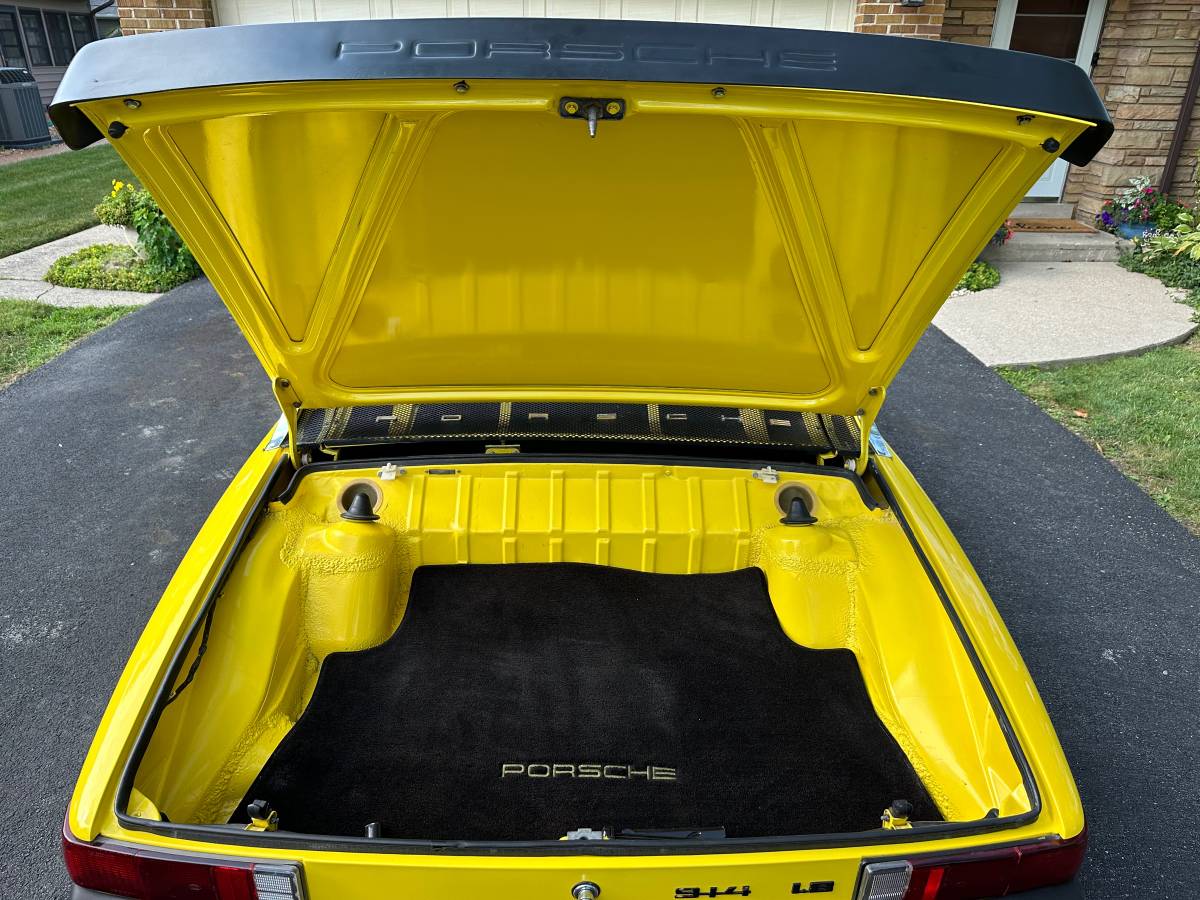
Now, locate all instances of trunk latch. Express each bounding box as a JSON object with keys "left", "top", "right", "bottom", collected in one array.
[{"left": 560, "top": 97, "right": 625, "bottom": 138}]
